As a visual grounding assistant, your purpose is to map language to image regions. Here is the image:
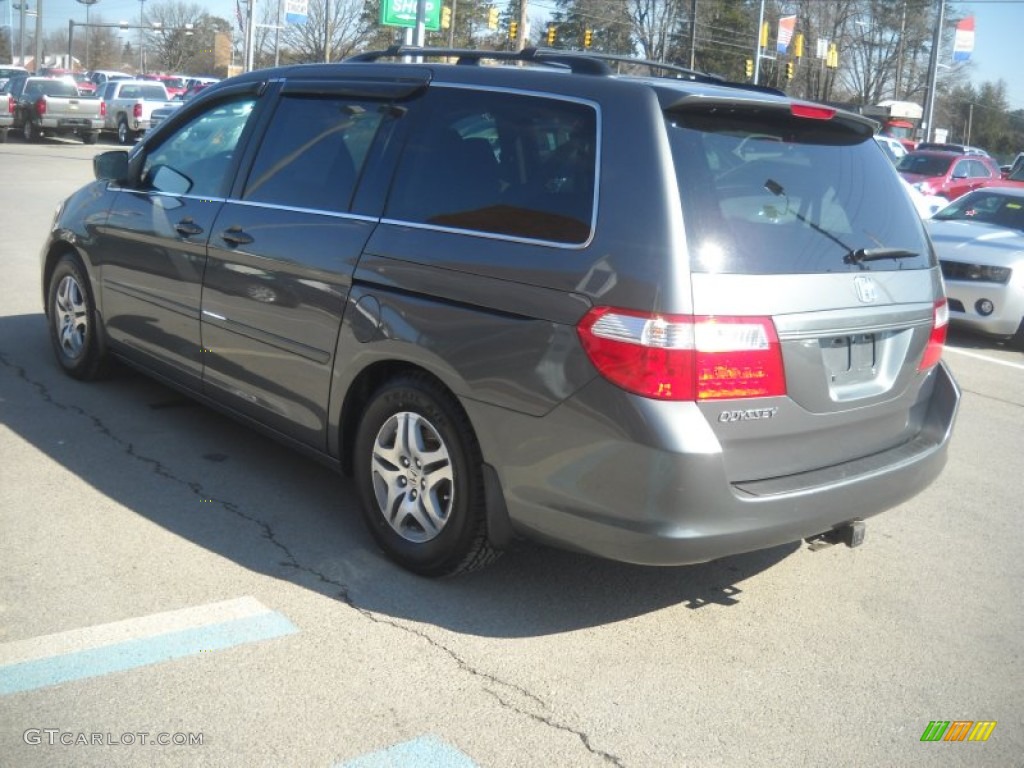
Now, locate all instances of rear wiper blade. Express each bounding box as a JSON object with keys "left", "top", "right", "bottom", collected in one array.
[{"left": 843, "top": 248, "right": 918, "bottom": 265}]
